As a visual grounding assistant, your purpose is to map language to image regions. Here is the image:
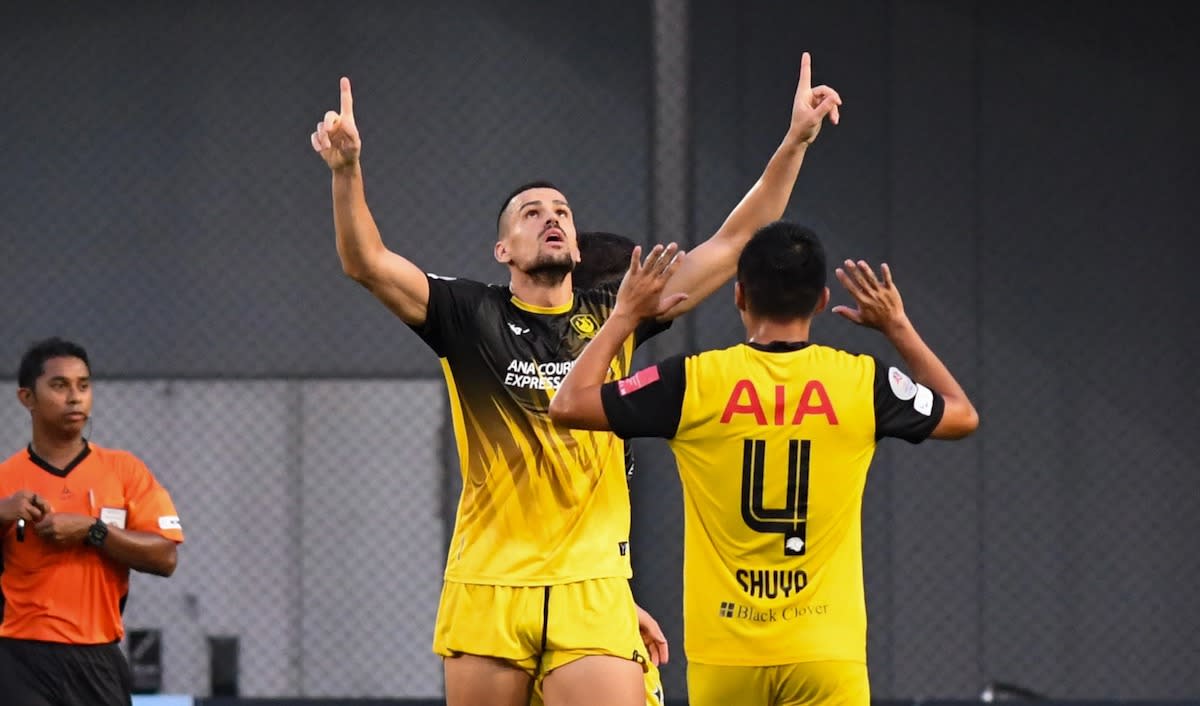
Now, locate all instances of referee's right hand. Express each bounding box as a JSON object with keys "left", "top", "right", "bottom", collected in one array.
[{"left": 0, "top": 490, "right": 49, "bottom": 526}]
